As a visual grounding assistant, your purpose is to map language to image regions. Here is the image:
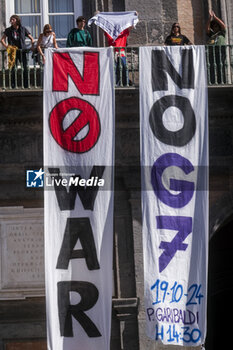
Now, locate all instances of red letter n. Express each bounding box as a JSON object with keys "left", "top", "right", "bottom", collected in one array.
[{"left": 52, "top": 51, "right": 99, "bottom": 95}]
